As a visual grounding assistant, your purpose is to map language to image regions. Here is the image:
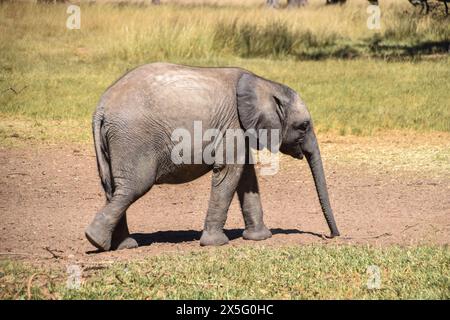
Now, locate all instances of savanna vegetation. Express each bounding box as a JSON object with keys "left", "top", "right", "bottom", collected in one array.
[
  {"left": 1, "top": 0, "right": 449, "bottom": 142},
  {"left": 1, "top": 246, "right": 449, "bottom": 299},
  {"left": 0, "top": 0, "right": 449, "bottom": 300}
]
